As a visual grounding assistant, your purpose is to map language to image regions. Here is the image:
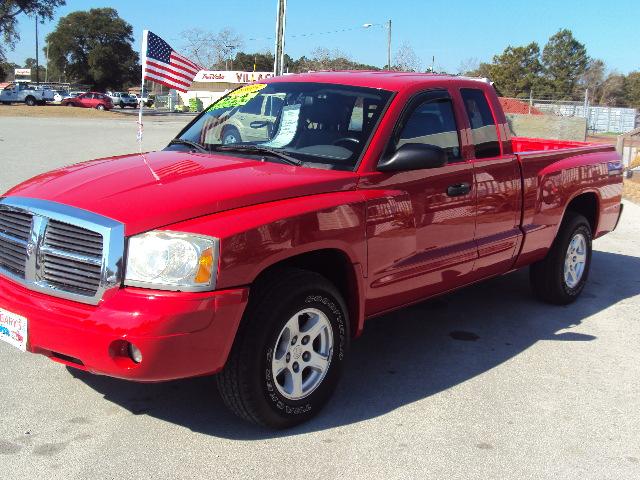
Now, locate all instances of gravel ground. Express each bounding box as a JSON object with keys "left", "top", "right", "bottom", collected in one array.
[{"left": 0, "top": 116, "right": 639, "bottom": 480}]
